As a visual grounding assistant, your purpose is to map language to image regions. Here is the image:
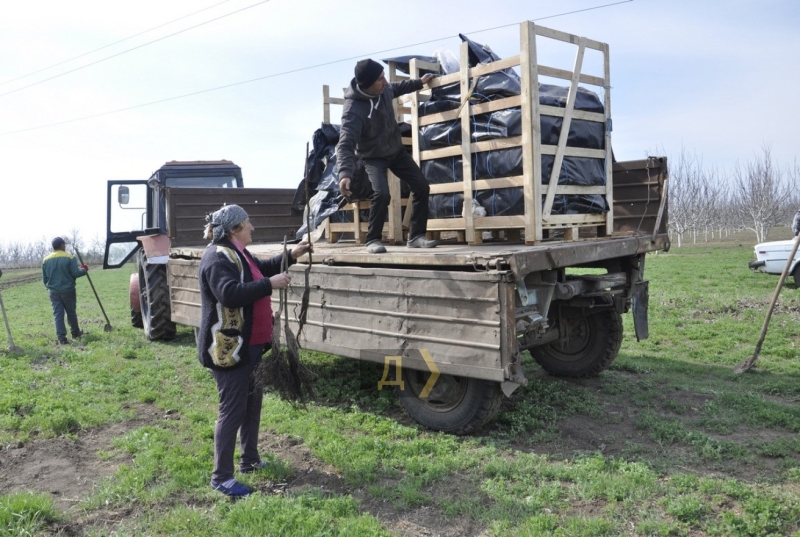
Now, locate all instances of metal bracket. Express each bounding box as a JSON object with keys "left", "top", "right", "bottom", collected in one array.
[{"left": 517, "top": 279, "right": 531, "bottom": 306}]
